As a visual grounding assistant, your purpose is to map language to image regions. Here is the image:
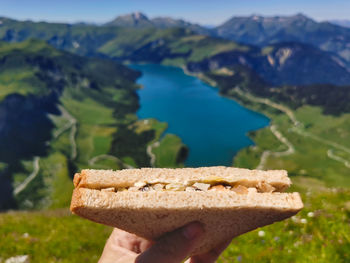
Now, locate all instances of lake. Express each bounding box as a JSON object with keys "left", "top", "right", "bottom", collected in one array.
[{"left": 130, "top": 64, "right": 270, "bottom": 167}]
